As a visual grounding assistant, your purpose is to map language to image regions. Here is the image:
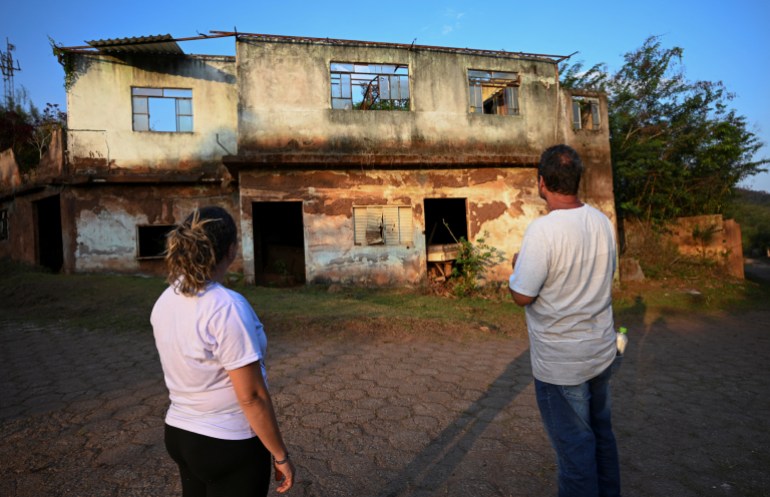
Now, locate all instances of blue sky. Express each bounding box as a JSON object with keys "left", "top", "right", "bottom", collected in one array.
[{"left": 3, "top": 0, "right": 770, "bottom": 192}]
